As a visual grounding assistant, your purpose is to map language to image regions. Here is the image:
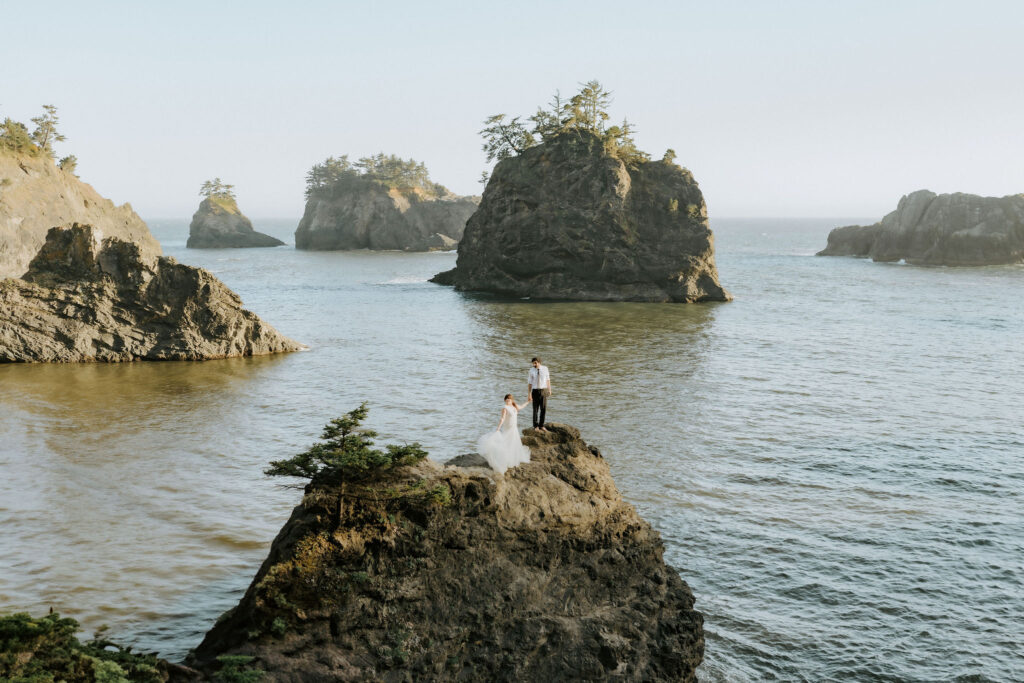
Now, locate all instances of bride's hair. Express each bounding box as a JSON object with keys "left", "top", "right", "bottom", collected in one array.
[{"left": 504, "top": 393, "right": 513, "bottom": 401}]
